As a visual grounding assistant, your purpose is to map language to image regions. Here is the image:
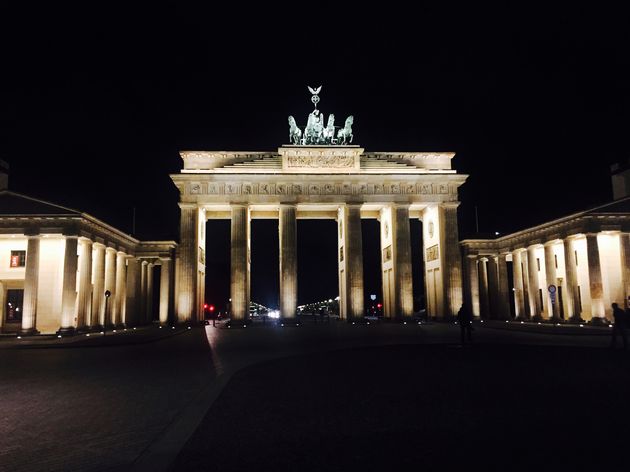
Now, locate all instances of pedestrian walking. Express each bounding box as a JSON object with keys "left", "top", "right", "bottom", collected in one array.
[
  {"left": 457, "top": 302, "right": 473, "bottom": 345},
  {"left": 610, "top": 302, "right": 627, "bottom": 350}
]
